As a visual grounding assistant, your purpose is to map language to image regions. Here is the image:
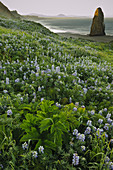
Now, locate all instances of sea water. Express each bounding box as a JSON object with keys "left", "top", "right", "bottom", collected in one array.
[{"left": 38, "top": 18, "right": 113, "bottom": 36}]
